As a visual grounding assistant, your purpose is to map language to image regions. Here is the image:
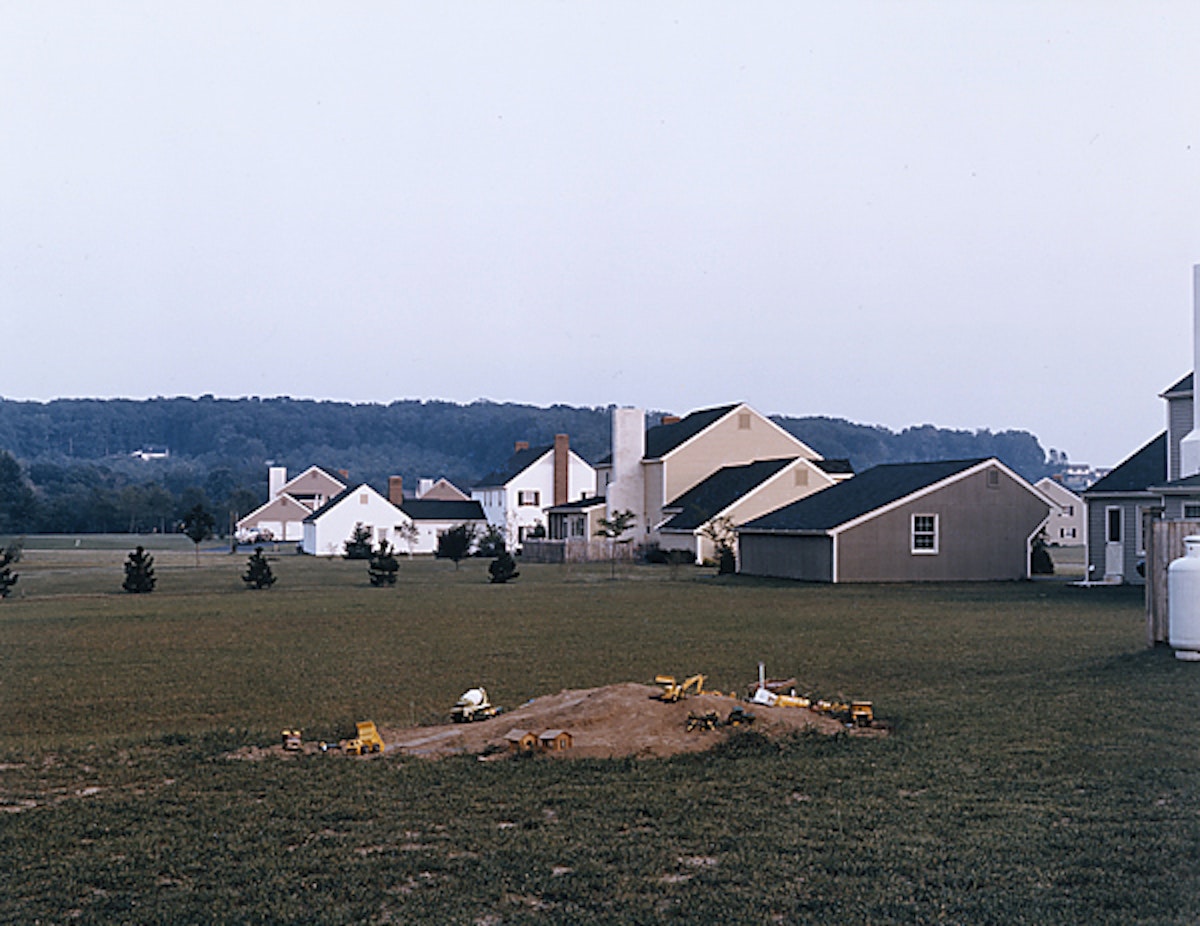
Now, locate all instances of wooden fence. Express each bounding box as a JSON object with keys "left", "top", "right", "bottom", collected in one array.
[
  {"left": 521, "top": 538, "right": 632, "bottom": 564},
  {"left": 1145, "top": 518, "right": 1200, "bottom": 645}
]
